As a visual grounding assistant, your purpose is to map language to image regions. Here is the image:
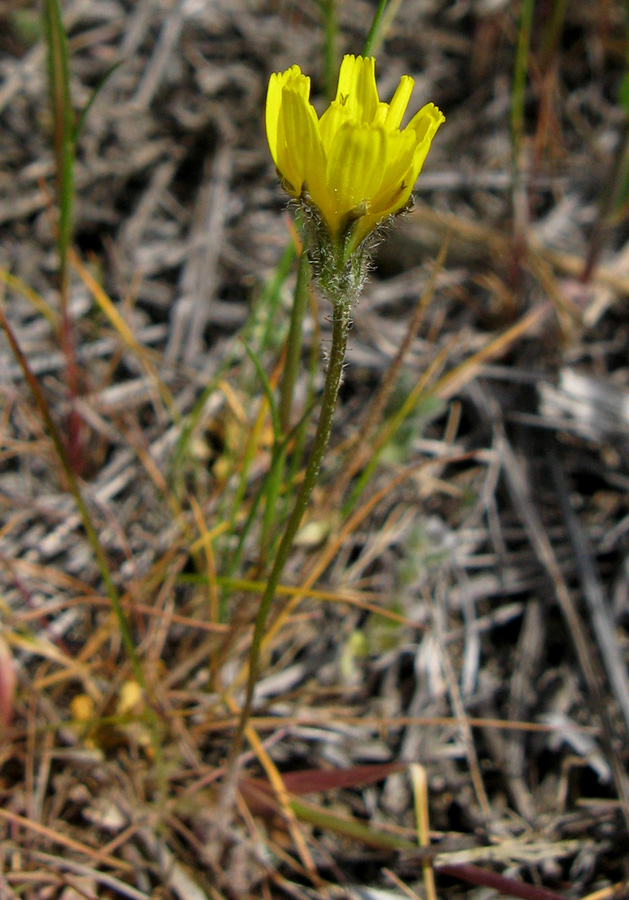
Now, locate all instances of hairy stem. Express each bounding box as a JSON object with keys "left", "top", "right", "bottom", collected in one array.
[{"left": 224, "top": 295, "right": 351, "bottom": 785}]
